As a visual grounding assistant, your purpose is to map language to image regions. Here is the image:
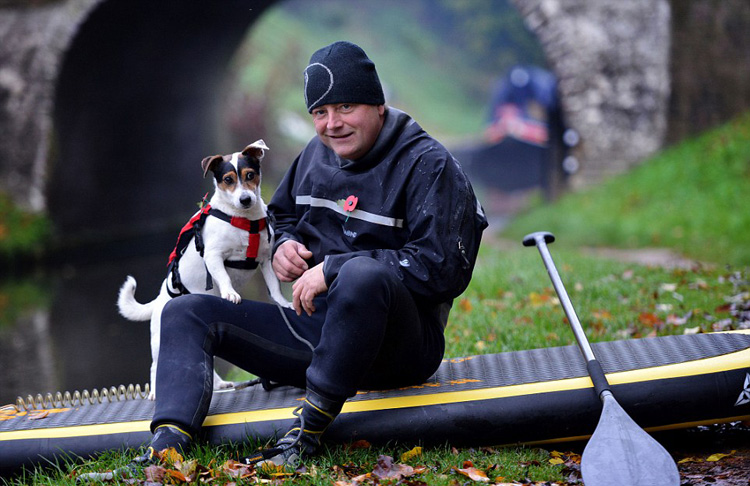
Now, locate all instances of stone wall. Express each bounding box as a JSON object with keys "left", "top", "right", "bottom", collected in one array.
[
  {"left": 511, "top": 0, "right": 672, "bottom": 187},
  {"left": 0, "top": 0, "right": 100, "bottom": 212}
]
